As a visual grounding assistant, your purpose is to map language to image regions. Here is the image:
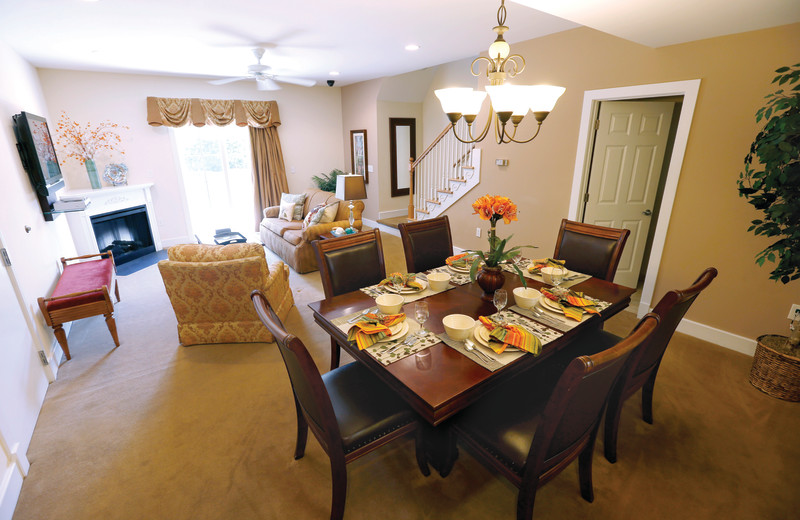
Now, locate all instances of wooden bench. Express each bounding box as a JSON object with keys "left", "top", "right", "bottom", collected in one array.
[{"left": 38, "top": 252, "right": 121, "bottom": 361}]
